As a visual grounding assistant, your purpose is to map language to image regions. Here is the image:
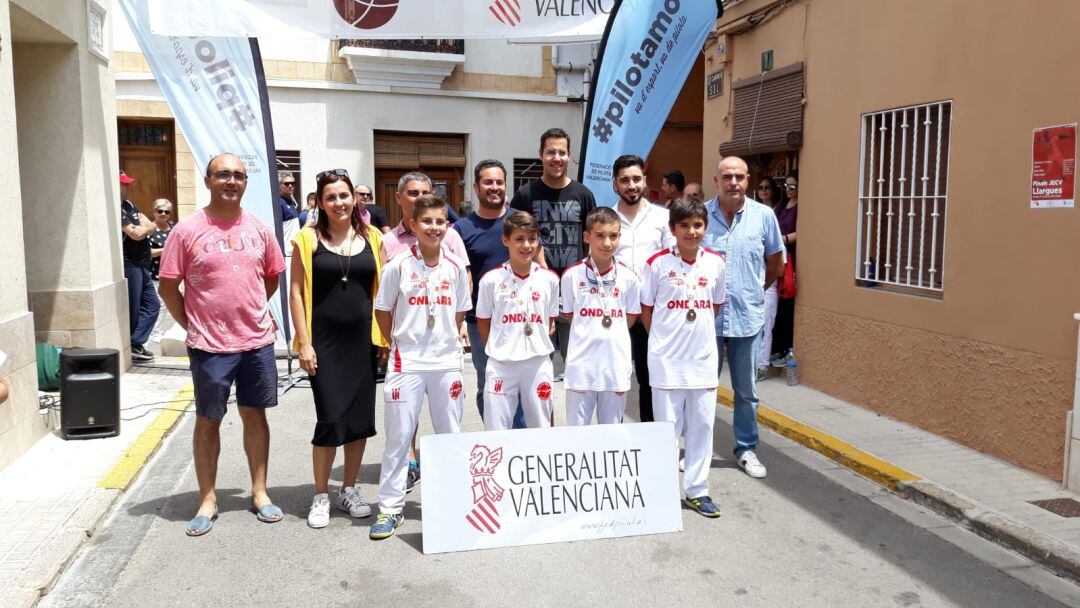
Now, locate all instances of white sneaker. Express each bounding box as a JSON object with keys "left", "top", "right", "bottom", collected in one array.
[
  {"left": 307, "top": 493, "right": 330, "bottom": 528},
  {"left": 336, "top": 486, "right": 373, "bottom": 518},
  {"left": 737, "top": 451, "right": 768, "bottom": 479}
]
